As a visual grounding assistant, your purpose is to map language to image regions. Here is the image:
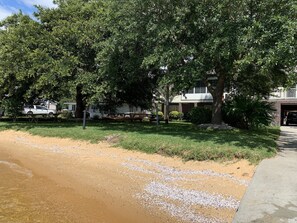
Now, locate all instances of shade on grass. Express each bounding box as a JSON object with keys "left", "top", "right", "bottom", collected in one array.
[{"left": 0, "top": 121, "right": 279, "bottom": 163}]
